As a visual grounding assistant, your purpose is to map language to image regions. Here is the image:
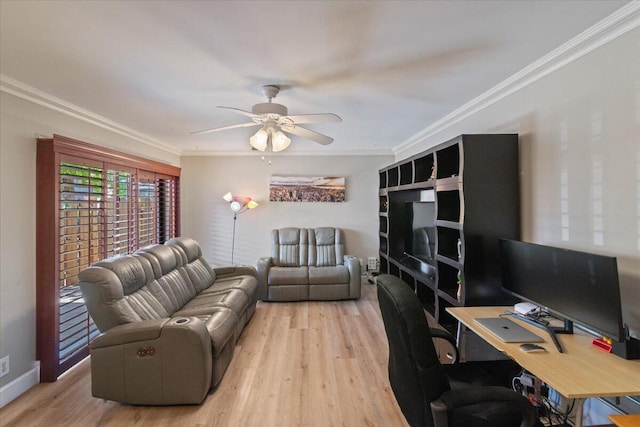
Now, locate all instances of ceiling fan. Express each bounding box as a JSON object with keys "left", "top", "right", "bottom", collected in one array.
[{"left": 191, "top": 85, "right": 342, "bottom": 152}]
